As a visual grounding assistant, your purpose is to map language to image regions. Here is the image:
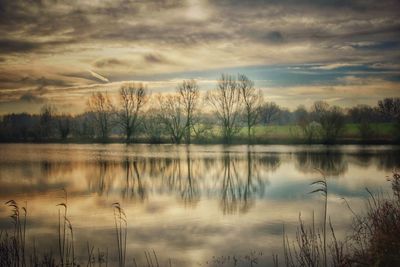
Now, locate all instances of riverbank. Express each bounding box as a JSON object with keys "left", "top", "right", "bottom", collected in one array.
[{"left": 0, "top": 123, "right": 398, "bottom": 145}]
